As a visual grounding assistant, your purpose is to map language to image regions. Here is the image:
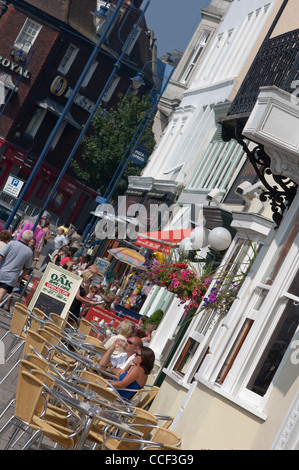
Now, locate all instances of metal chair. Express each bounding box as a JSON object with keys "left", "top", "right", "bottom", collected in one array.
[{"left": 0, "top": 302, "right": 30, "bottom": 361}]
